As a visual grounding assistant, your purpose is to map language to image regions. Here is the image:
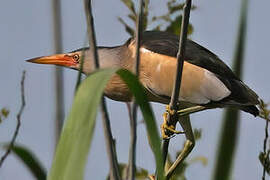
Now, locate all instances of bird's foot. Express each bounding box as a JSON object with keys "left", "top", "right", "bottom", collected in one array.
[{"left": 161, "top": 105, "right": 185, "bottom": 139}]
